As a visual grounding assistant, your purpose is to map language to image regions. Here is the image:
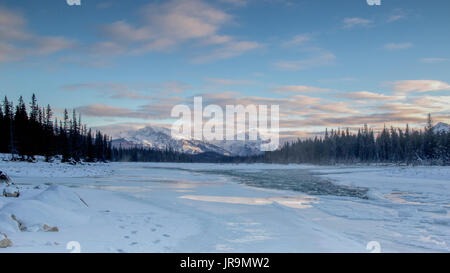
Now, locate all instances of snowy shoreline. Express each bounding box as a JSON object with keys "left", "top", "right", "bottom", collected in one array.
[
  {"left": 0, "top": 154, "right": 114, "bottom": 178},
  {"left": 0, "top": 159, "right": 449, "bottom": 253}
]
